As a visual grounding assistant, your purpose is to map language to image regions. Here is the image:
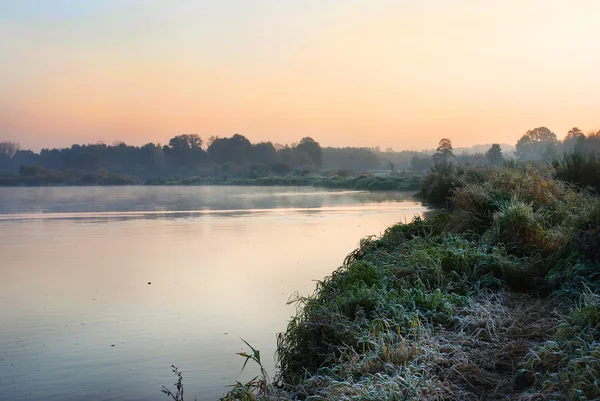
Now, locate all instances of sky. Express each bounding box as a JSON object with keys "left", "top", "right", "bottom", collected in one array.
[{"left": 1, "top": 0, "right": 599, "bottom": 151}]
